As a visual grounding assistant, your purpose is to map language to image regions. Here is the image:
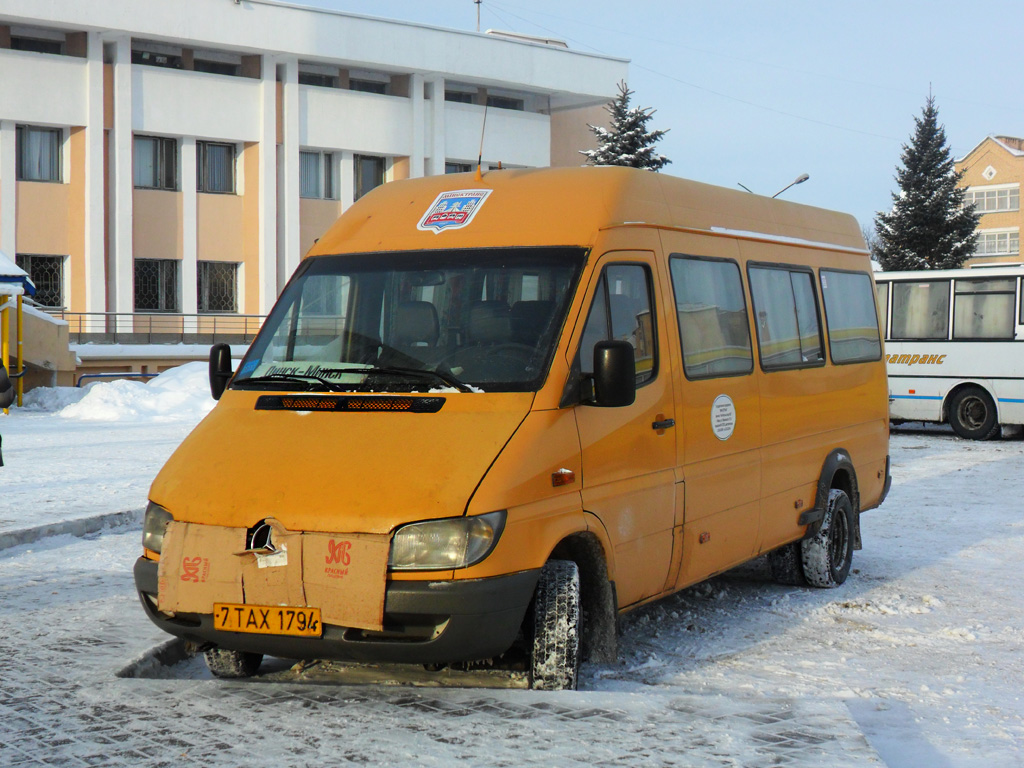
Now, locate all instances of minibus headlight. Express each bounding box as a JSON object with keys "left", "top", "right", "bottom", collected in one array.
[
  {"left": 388, "top": 511, "right": 506, "bottom": 571},
  {"left": 142, "top": 502, "right": 173, "bottom": 554}
]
